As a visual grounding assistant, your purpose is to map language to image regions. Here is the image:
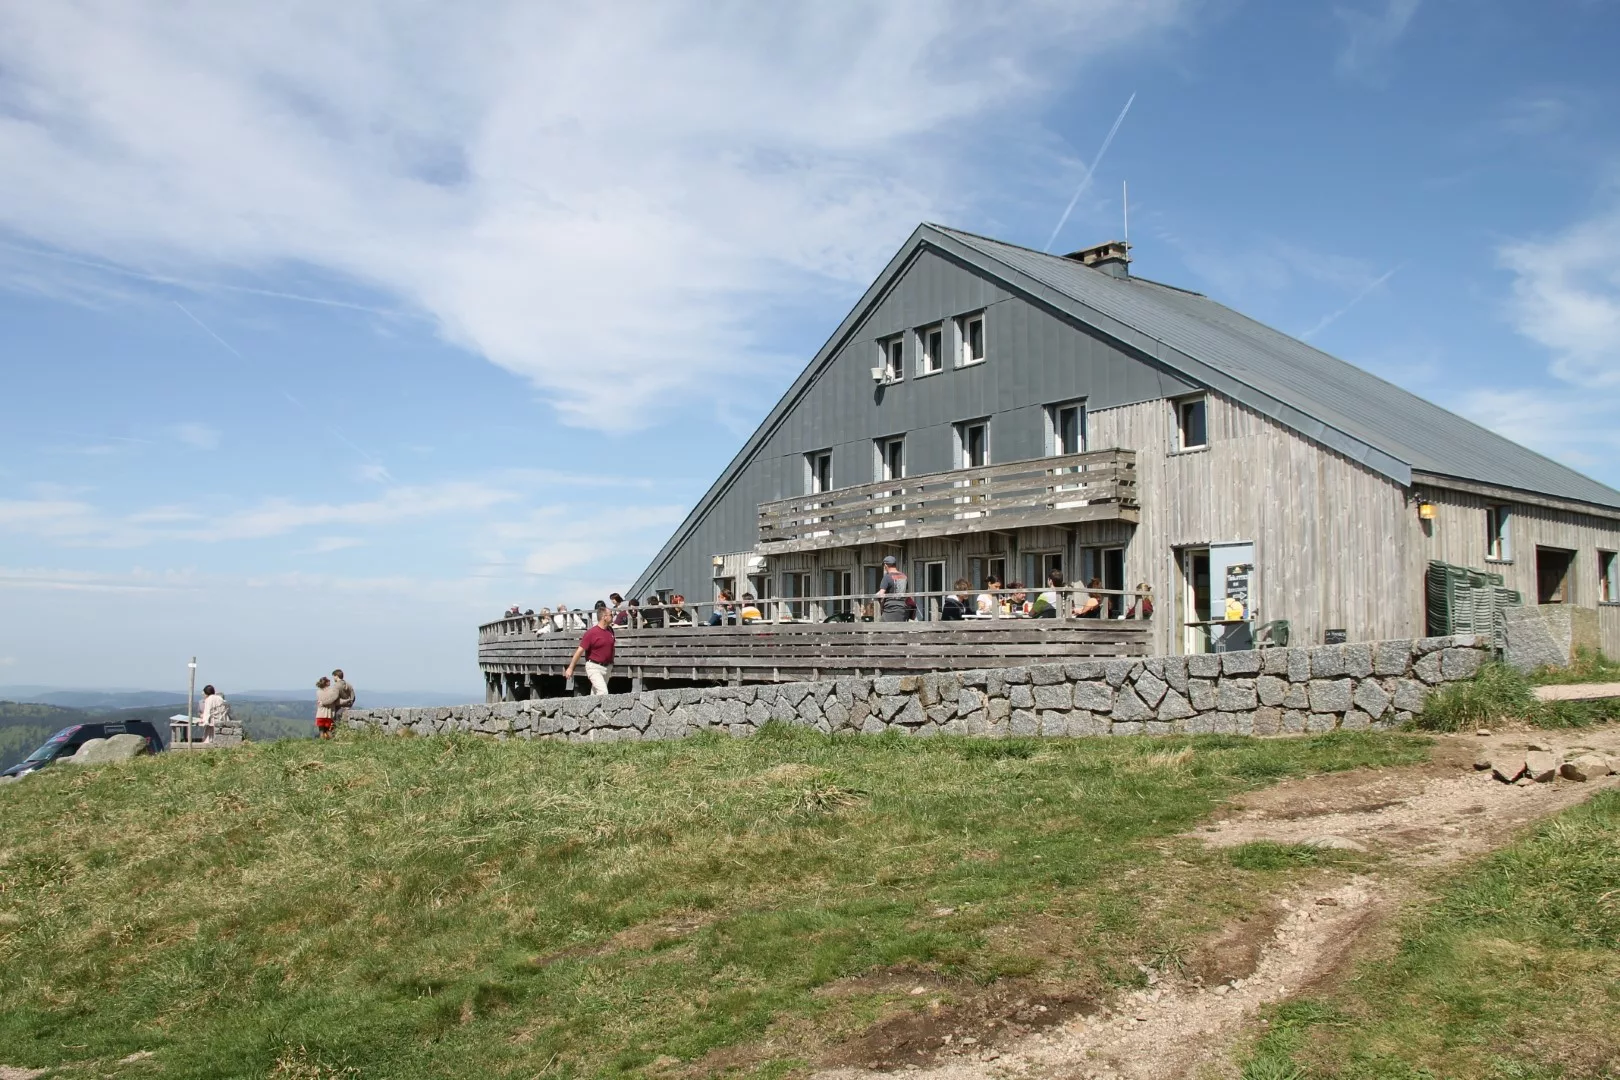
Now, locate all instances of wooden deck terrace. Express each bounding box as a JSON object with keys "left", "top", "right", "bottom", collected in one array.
[
  {"left": 756, "top": 448, "right": 1138, "bottom": 554},
  {"left": 478, "top": 617, "right": 1153, "bottom": 699}
]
